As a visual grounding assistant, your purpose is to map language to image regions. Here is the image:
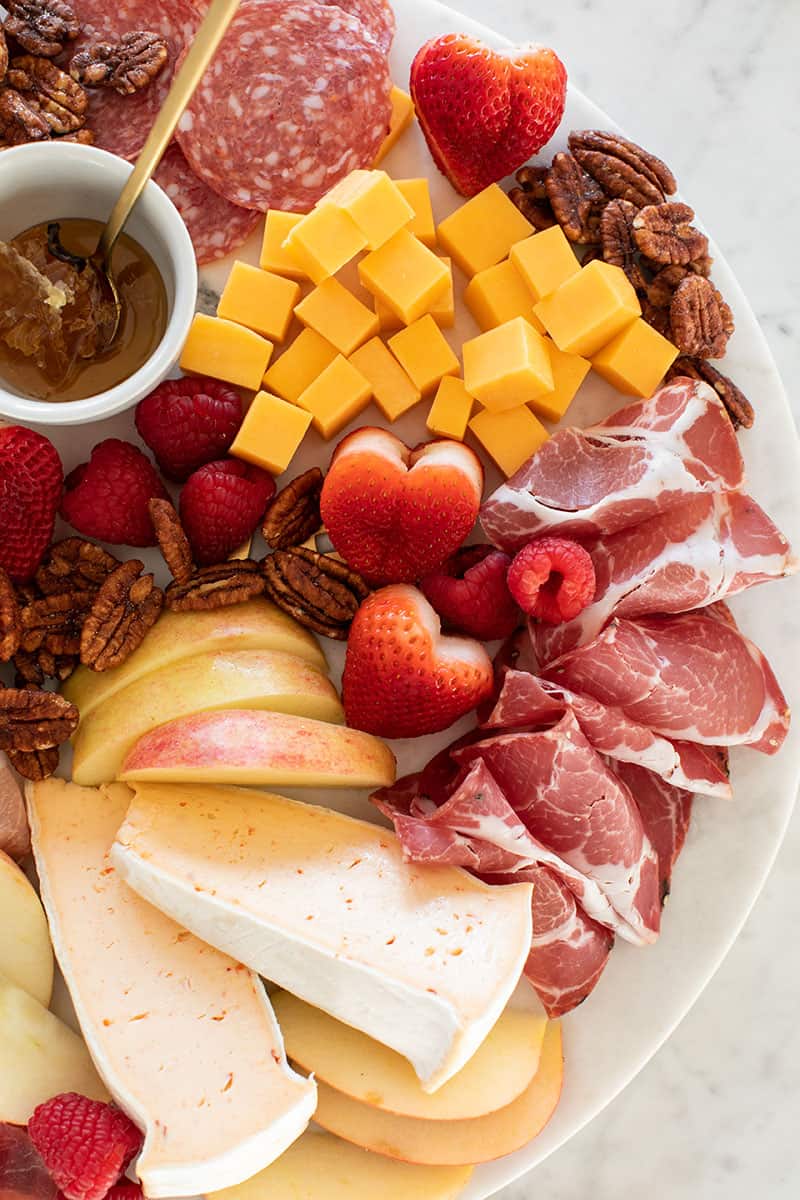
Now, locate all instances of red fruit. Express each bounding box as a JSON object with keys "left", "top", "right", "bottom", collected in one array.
[
  {"left": 60, "top": 440, "right": 168, "bottom": 548},
  {"left": 421, "top": 545, "right": 520, "bottom": 641},
  {"left": 410, "top": 34, "right": 567, "bottom": 197},
  {"left": 105, "top": 1185, "right": 143, "bottom": 1200},
  {"left": 0, "top": 426, "right": 63, "bottom": 583},
  {"left": 0, "top": 1123, "right": 58, "bottom": 1200},
  {"left": 179, "top": 459, "right": 275, "bottom": 565},
  {"left": 27, "top": 1094, "right": 142, "bottom": 1200},
  {"left": 507, "top": 536, "right": 595, "bottom": 623},
  {"left": 320, "top": 428, "right": 484, "bottom": 585},
  {"left": 135, "top": 377, "right": 243, "bottom": 482},
  {"left": 343, "top": 584, "right": 494, "bottom": 738}
]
